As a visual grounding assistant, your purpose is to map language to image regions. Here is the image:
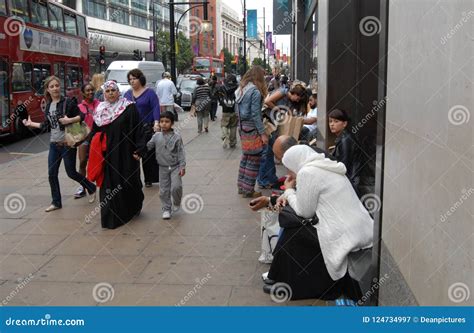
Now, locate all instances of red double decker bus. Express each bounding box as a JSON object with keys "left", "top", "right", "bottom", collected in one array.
[
  {"left": 0, "top": 0, "right": 89, "bottom": 138},
  {"left": 192, "top": 56, "right": 224, "bottom": 81}
]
